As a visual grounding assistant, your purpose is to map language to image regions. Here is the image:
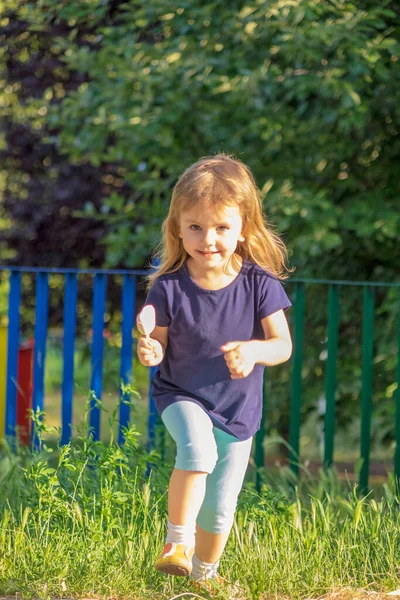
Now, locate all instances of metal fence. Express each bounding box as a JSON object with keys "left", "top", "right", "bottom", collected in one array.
[{"left": 0, "top": 266, "right": 399, "bottom": 493}]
